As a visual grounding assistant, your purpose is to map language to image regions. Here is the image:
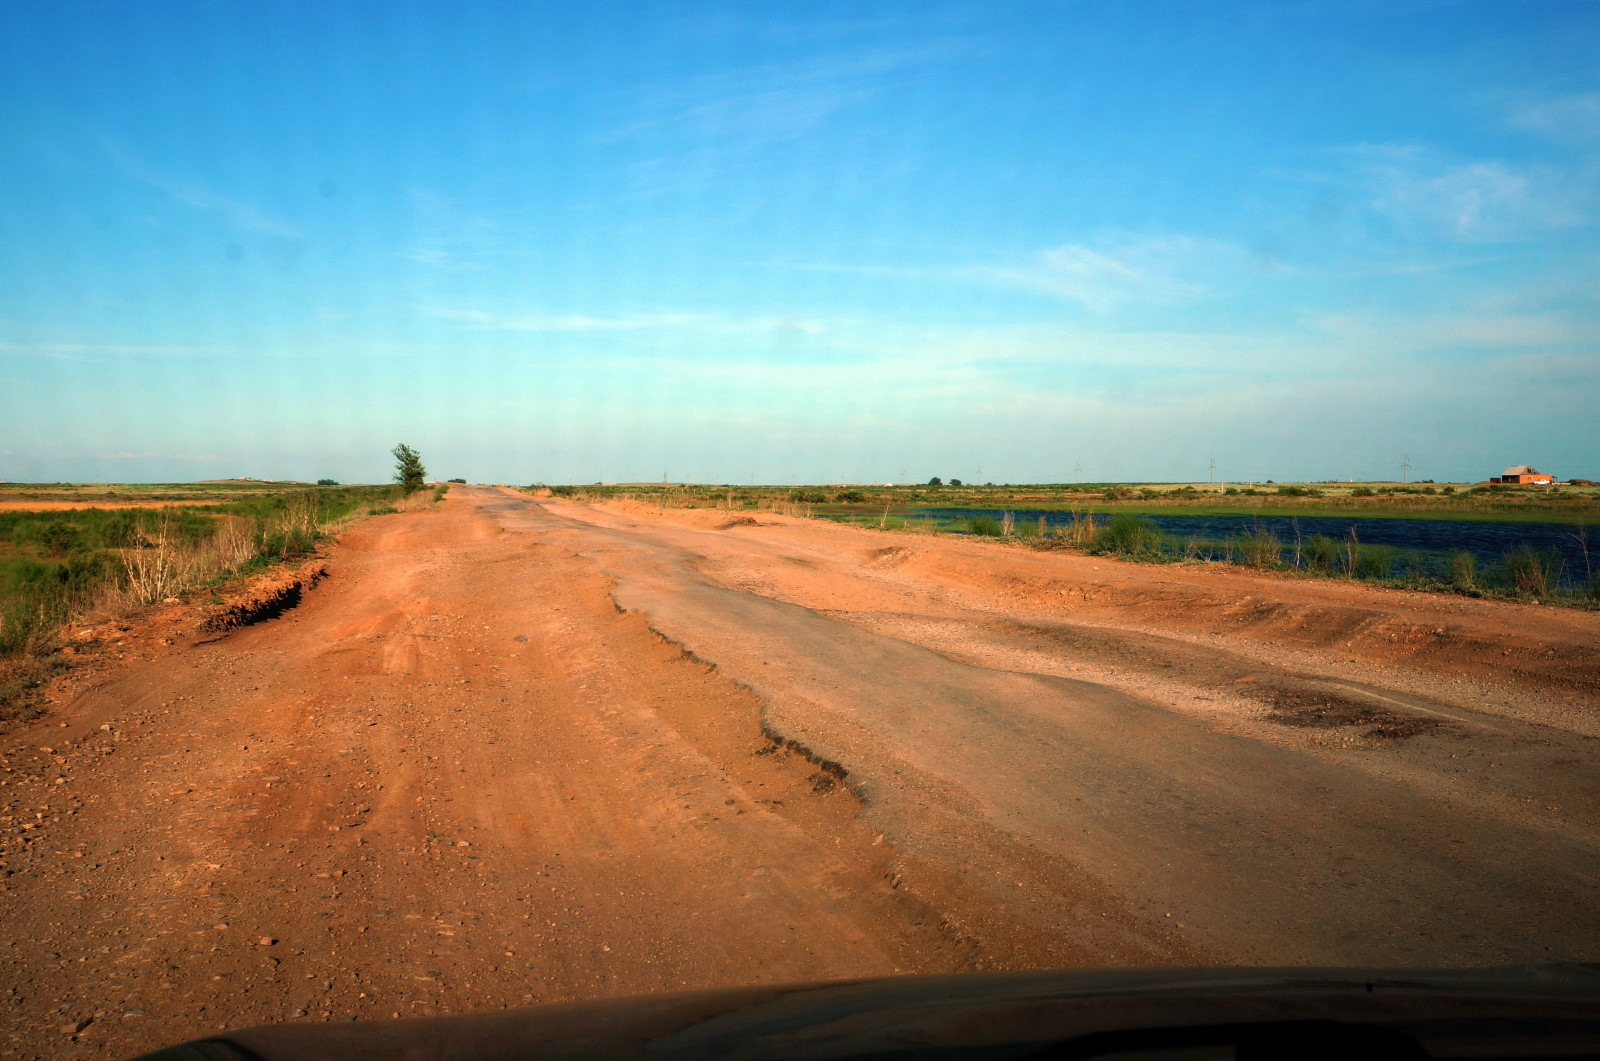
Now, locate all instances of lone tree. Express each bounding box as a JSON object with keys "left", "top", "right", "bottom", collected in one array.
[{"left": 392, "top": 443, "right": 427, "bottom": 494}]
